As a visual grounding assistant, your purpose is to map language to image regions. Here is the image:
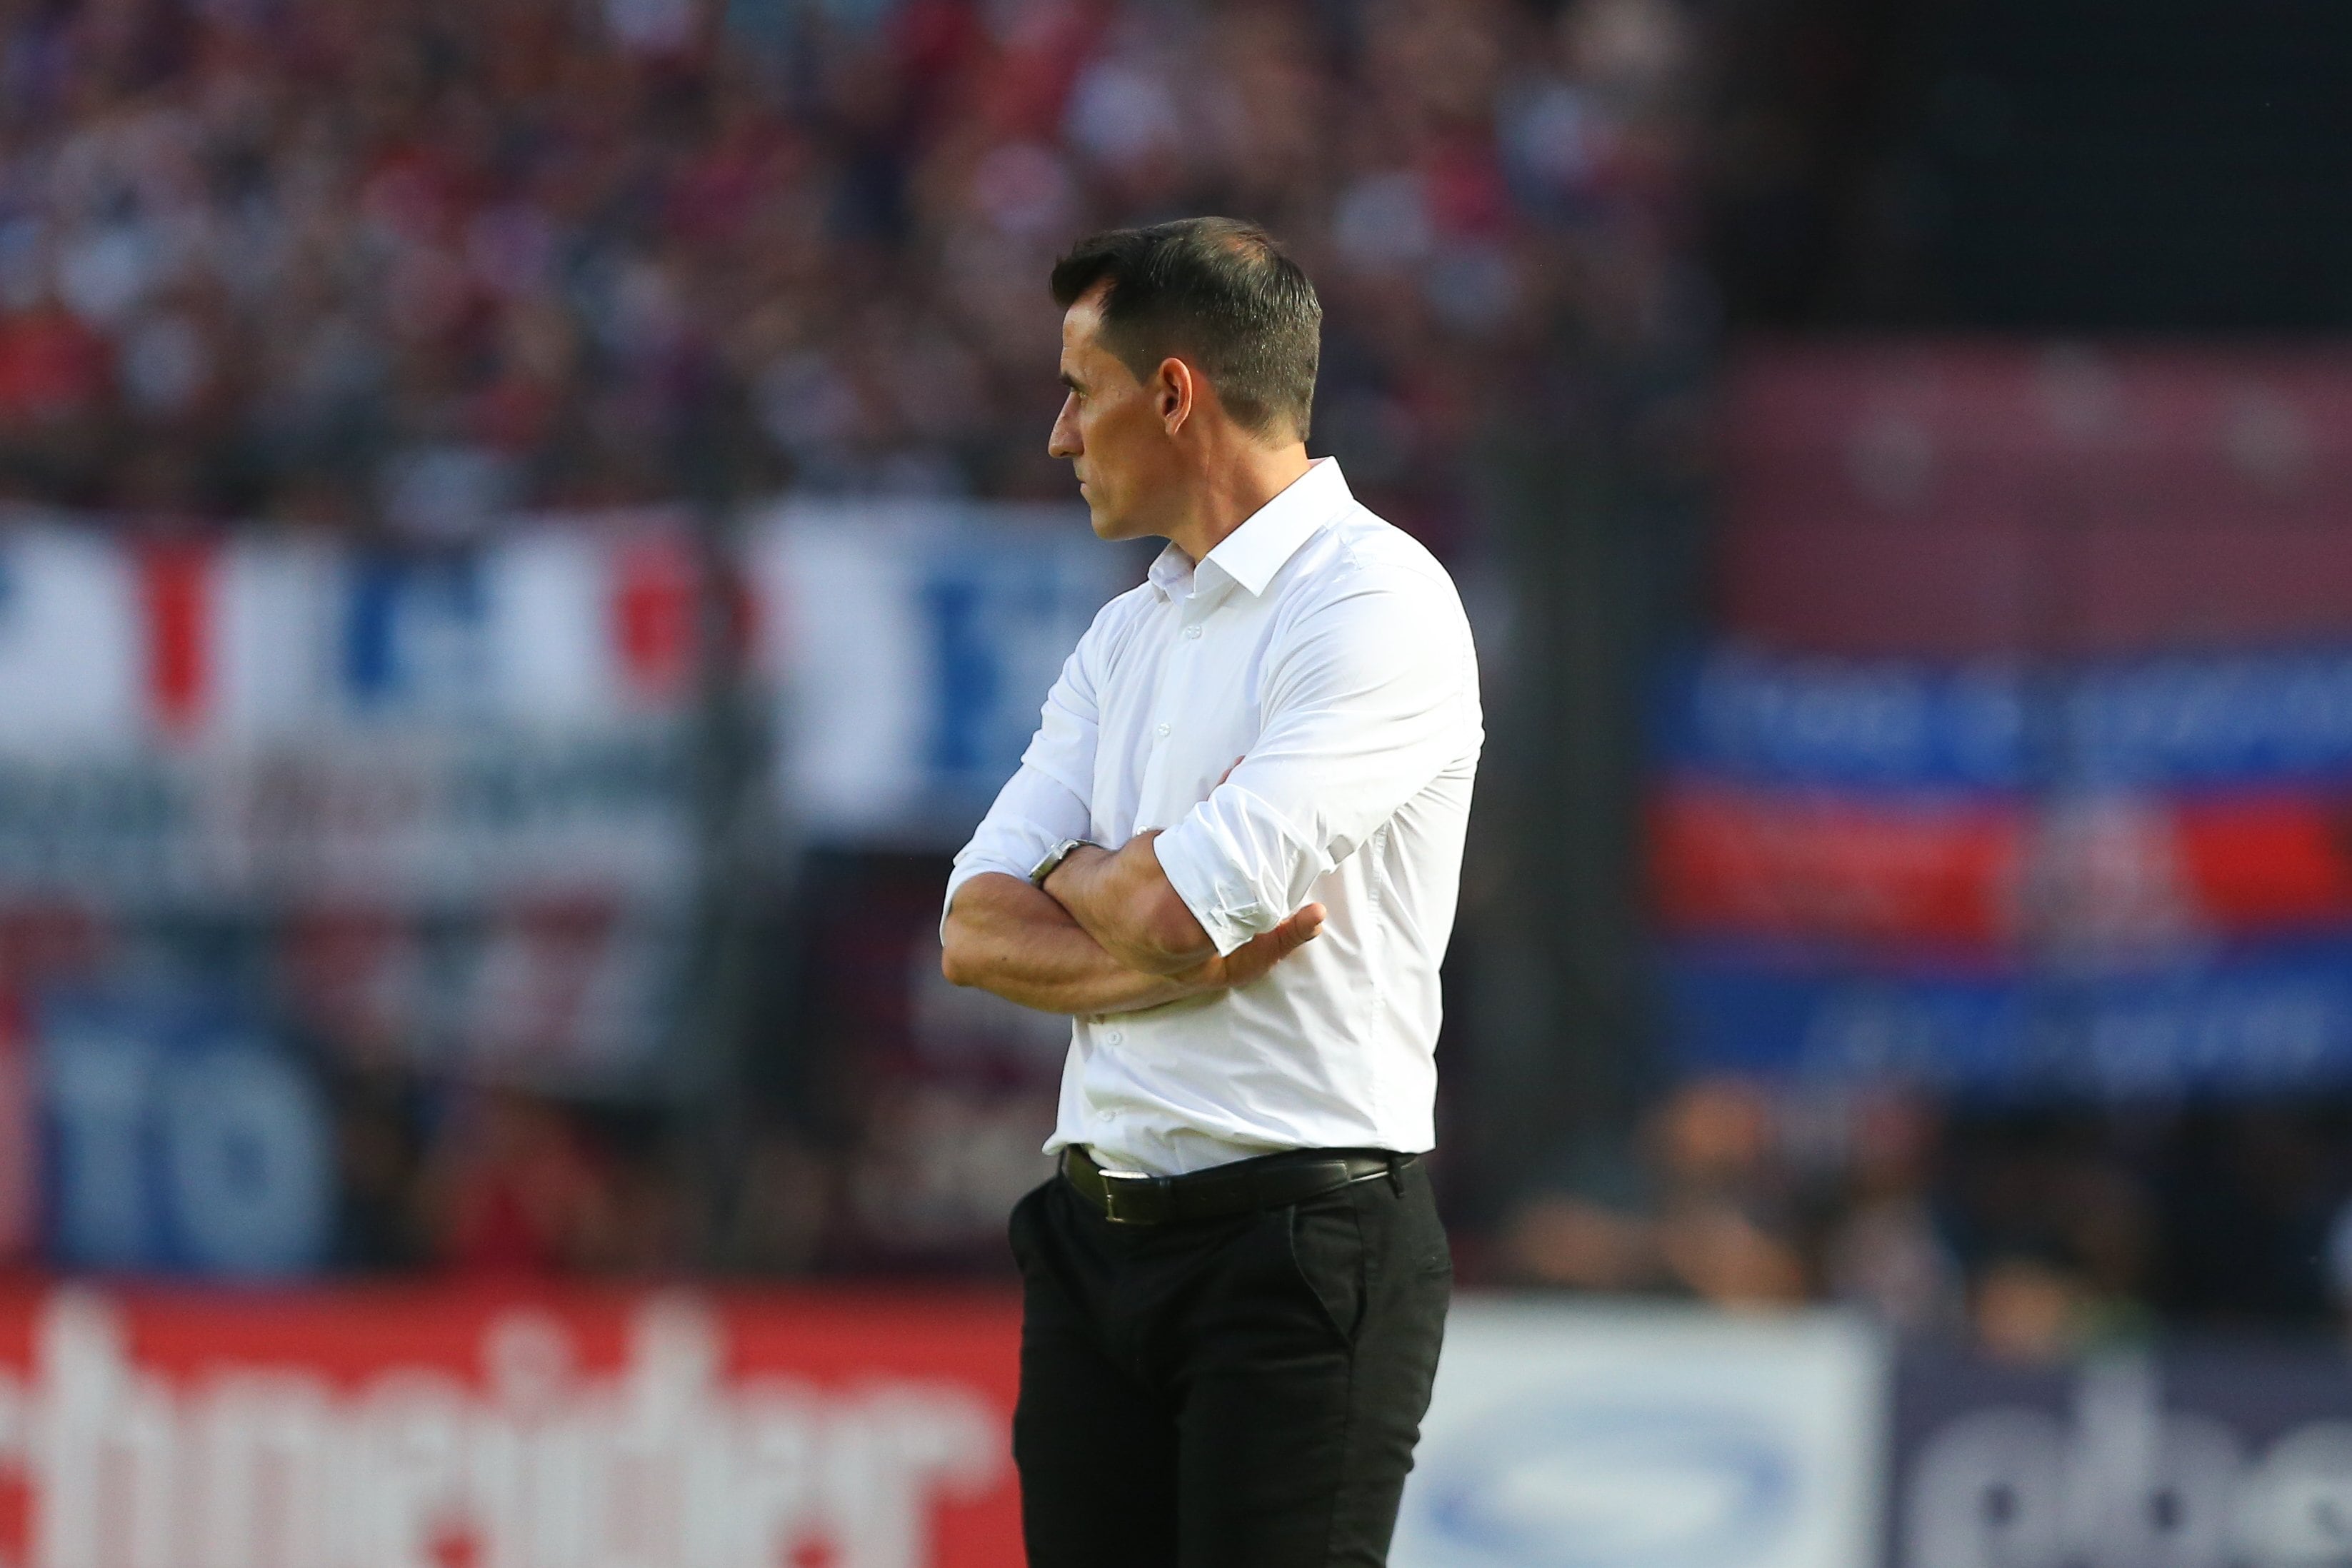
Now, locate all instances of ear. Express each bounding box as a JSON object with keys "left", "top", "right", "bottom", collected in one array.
[{"left": 1155, "top": 356, "right": 1196, "bottom": 436}]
